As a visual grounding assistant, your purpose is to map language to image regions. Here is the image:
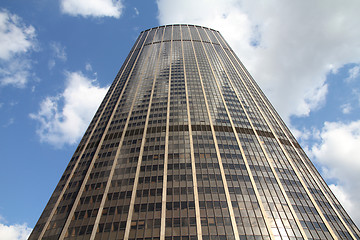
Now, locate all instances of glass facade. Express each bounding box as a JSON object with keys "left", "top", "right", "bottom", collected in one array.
[{"left": 29, "top": 24, "right": 360, "bottom": 240}]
